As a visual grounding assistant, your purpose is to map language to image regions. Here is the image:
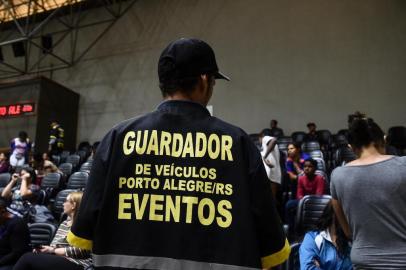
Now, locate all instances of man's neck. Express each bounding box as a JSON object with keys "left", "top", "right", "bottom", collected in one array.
[{"left": 164, "top": 91, "right": 207, "bottom": 106}]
